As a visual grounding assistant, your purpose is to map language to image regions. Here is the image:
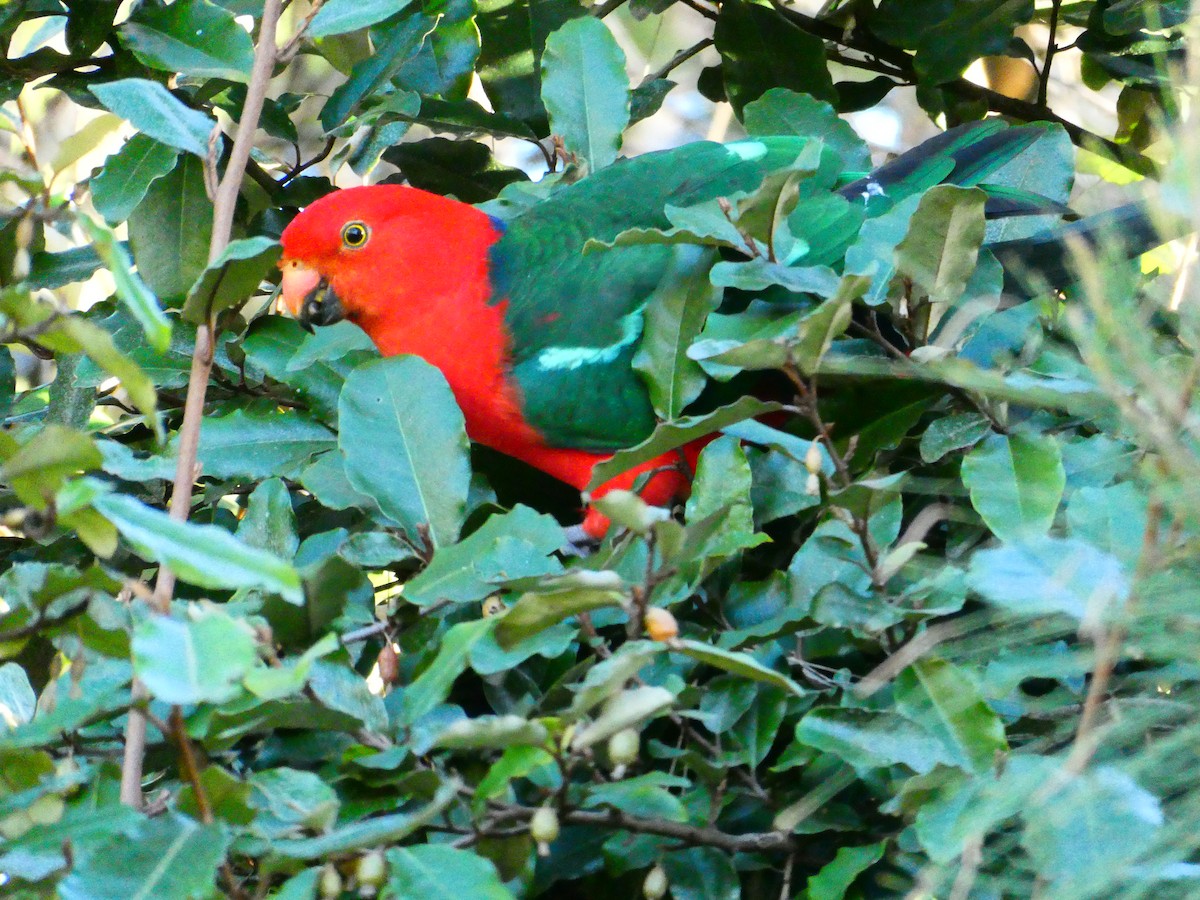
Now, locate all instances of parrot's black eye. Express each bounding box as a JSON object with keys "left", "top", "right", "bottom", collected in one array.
[{"left": 341, "top": 221, "right": 369, "bottom": 248}]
